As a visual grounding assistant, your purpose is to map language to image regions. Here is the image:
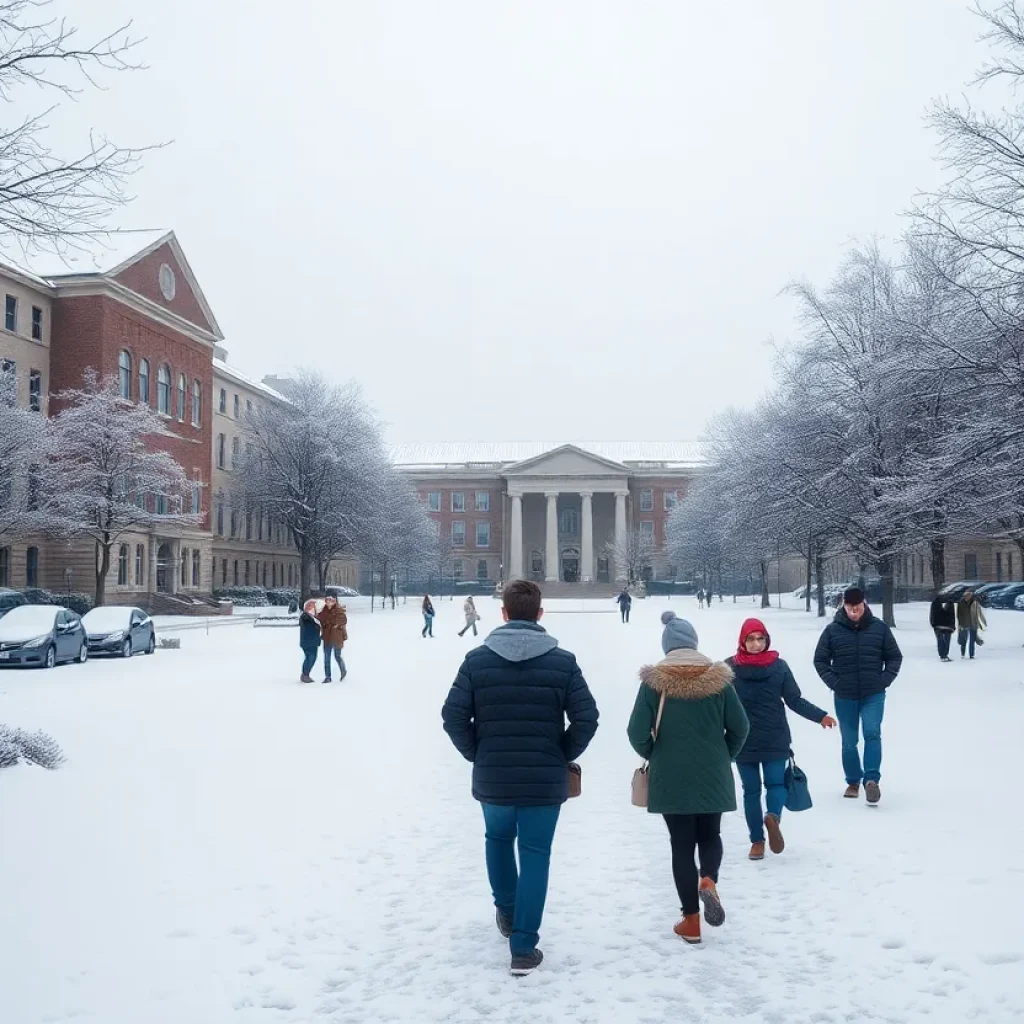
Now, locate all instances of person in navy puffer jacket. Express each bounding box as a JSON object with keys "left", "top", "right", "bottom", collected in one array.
[
  {"left": 814, "top": 587, "right": 902, "bottom": 806},
  {"left": 728, "top": 618, "right": 835, "bottom": 861},
  {"left": 441, "top": 579, "right": 598, "bottom": 977}
]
